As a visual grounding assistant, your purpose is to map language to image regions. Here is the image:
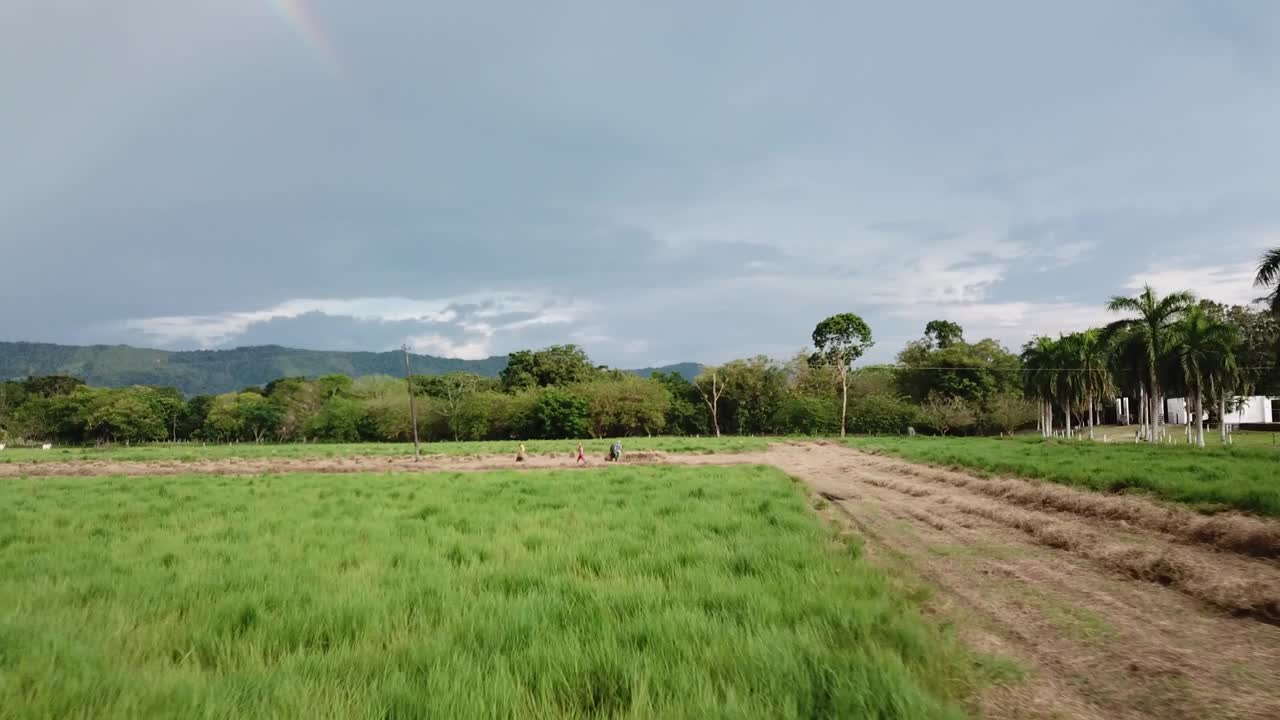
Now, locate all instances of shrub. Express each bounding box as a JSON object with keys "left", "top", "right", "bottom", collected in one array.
[{"left": 847, "top": 395, "right": 921, "bottom": 435}]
